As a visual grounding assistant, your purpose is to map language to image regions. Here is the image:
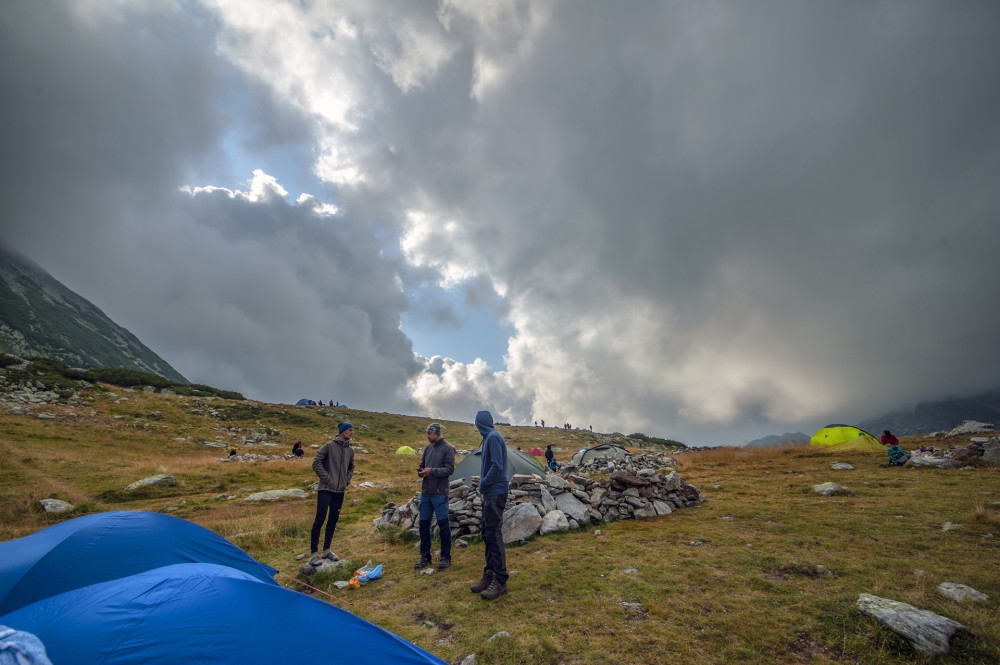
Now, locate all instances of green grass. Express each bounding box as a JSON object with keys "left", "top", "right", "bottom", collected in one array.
[{"left": 0, "top": 382, "right": 997, "bottom": 664}]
